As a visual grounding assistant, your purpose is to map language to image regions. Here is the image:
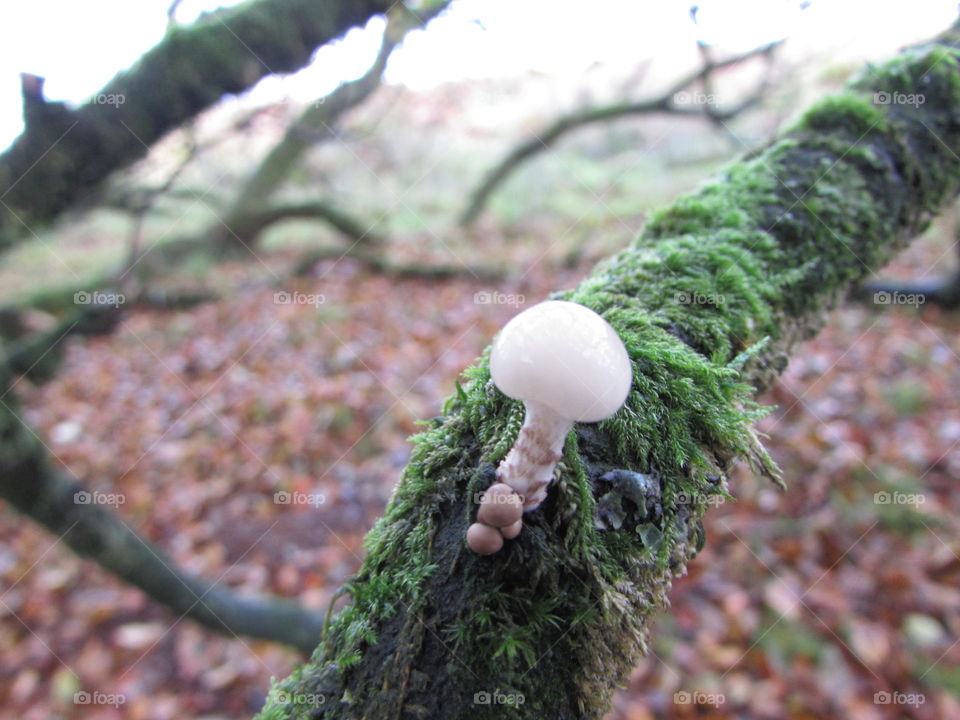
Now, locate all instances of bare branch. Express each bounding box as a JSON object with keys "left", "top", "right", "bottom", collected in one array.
[
  {"left": 292, "top": 244, "right": 505, "bottom": 280},
  {"left": 214, "top": 2, "right": 453, "bottom": 249},
  {"left": 458, "top": 41, "right": 781, "bottom": 226},
  {"left": 0, "top": 0, "right": 394, "bottom": 250}
]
